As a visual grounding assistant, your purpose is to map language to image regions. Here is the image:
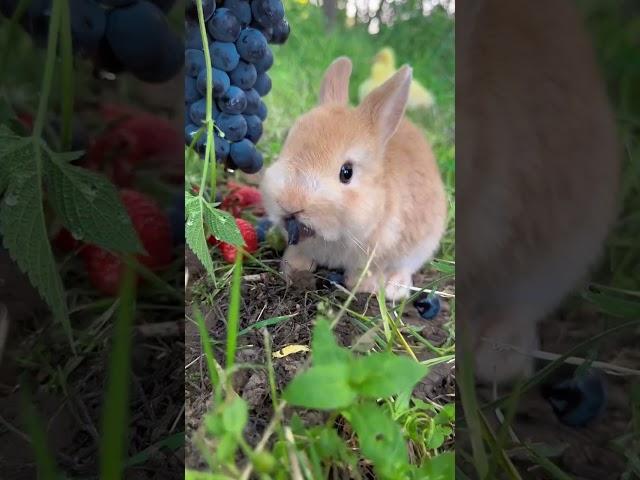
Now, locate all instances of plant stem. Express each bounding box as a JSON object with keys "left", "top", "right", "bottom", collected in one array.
[
  {"left": 196, "top": 0, "right": 217, "bottom": 200},
  {"left": 59, "top": 0, "right": 74, "bottom": 150}
]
